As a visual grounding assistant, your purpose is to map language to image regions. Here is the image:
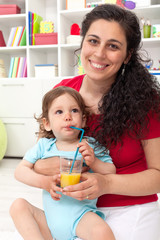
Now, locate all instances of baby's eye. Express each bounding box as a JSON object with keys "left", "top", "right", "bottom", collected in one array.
[
  {"left": 55, "top": 110, "right": 63, "bottom": 114},
  {"left": 72, "top": 108, "right": 79, "bottom": 113}
]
